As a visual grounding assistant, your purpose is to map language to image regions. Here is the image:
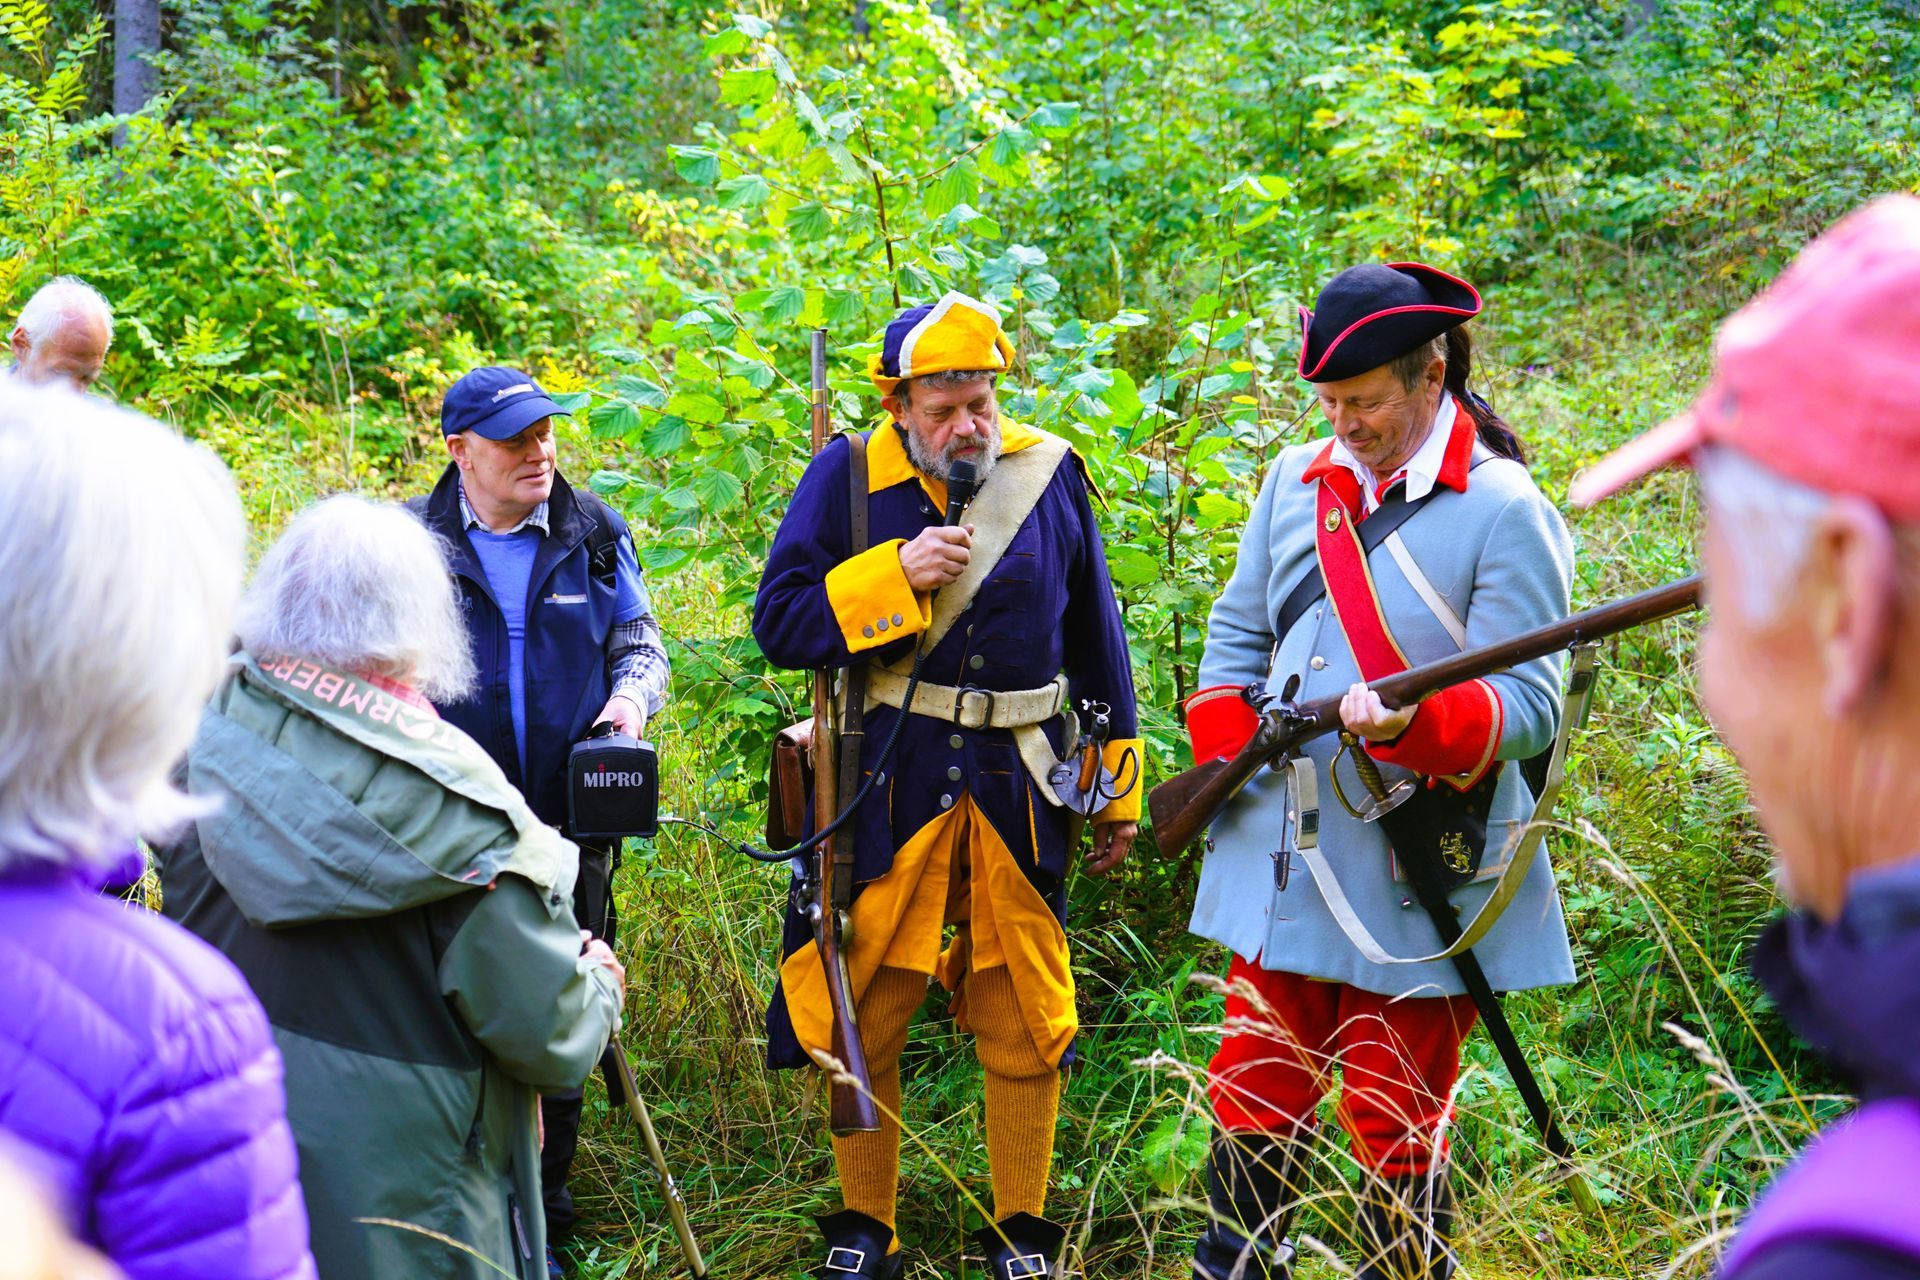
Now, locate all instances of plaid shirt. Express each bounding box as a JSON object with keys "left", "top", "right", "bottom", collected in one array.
[{"left": 459, "top": 486, "right": 671, "bottom": 719}]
